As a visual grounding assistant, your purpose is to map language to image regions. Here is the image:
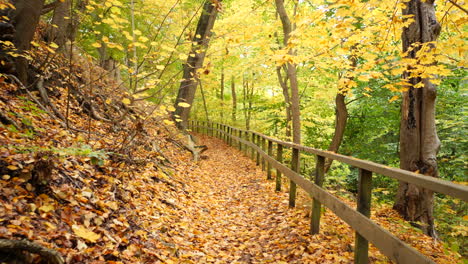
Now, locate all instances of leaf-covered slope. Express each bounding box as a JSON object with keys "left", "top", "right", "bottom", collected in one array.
[{"left": 0, "top": 39, "right": 195, "bottom": 262}]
